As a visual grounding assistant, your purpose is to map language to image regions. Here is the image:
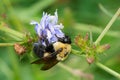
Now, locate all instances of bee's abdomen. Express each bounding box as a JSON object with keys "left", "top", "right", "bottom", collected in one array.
[{"left": 33, "top": 43, "right": 45, "bottom": 58}]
